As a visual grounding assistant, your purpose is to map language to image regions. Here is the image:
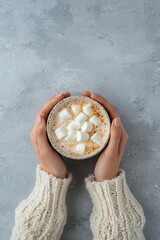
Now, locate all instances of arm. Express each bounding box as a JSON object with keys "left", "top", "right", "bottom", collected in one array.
[
  {"left": 83, "top": 92, "right": 146, "bottom": 240},
  {"left": 11, "top": 165, "right": 72, "bottom": 240},
  {"left": 11, "top": 92, "right": 71, "bottom": 240},
  {"left": 85, "top": 170, "right": 145, "bottom": 240}
]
